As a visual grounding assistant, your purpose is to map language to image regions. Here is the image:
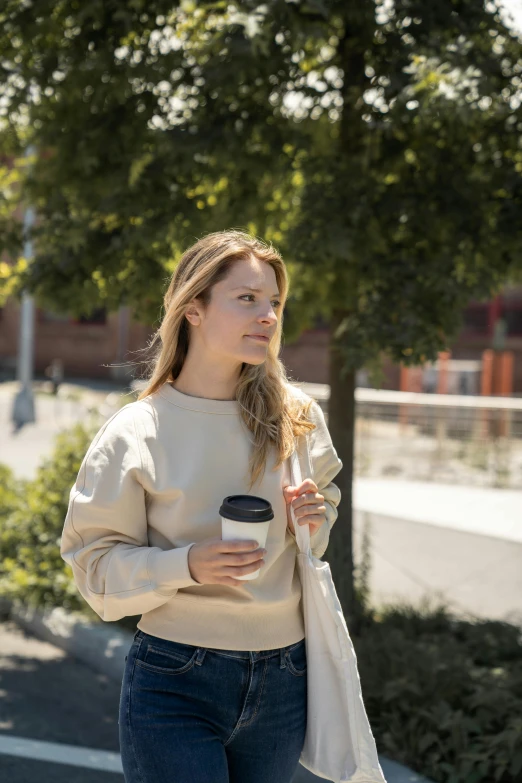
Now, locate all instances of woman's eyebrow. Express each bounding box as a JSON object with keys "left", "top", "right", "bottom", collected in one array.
[{"left": 231, "top": 285, "right": 280, "bottom": 296}]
